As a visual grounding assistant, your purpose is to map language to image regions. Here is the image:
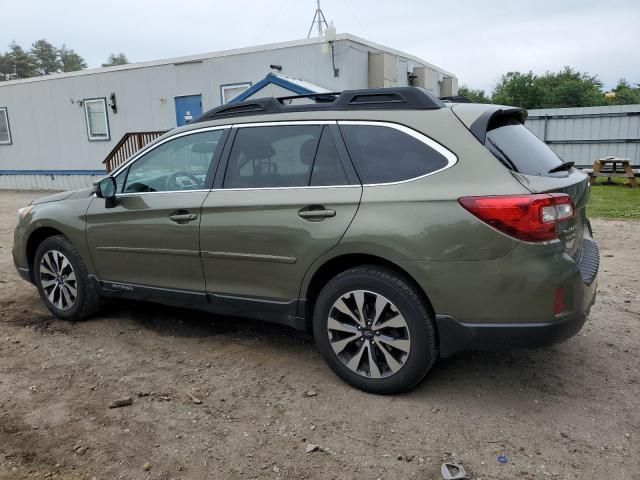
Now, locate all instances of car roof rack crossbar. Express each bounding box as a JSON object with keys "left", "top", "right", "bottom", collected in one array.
[
  {"left": 276, "top": 92, "right": 341, "bottom": 103},
  {"left": 440, "top": 95, "right": 474, "bottom": 103},
  {"left": 194, "top": 87, "right": 445, "bottom": 122}
]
